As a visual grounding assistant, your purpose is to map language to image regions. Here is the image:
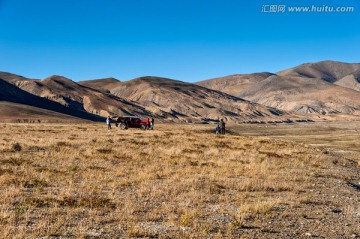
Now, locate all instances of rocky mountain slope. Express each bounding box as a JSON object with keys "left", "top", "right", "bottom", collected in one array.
[
  {"left": 109, "top": 76, "right": 287, "bottom": 122},
  {"left": 78, "top": 78, "right": 122, "bottom": 93},
  {"left": 277, "top": 61, "right": 360, "bottom": 83},
  {"left": 2, "top": 60, "right": 360, "bottom": 122},
  {"left": 197, "top": 61, "right": 360, "bottom": 116},
  {"left": 278, "top": 61, "right": 360, "bottom": 92},
  {"left": 0, "top": 78, "right": 102, "bottom": 121},
  {"left": 1, "top": 74, "right": 150, "bottom": 119},
  {"left": 1, "top": 72, "right": 289, "bottom": 123}
]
